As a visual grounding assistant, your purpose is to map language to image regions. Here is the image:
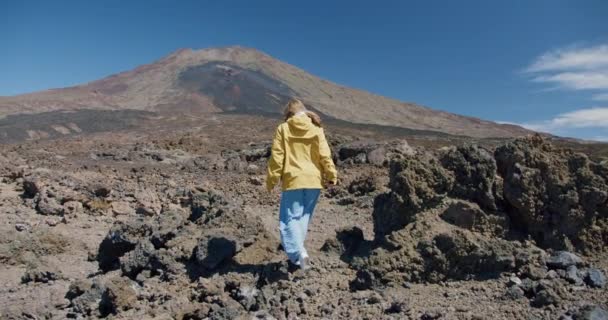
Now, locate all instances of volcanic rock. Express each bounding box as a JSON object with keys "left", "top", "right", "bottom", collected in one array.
[
  {"left": 565, "top": 265, "right": 584, "bottom": 285},
  {"left": 97, "top": 218, "right": 154, "bottom": 271},
  {"left": 574, "top": 305, "right": 608, "bottom": 320},
  {"left": 439, "top": 145, "right": 498, "bottom": 211},
  {"left": 36, "top": 194, "right": 64, "bottom": 216},
  {"left": 195, "top": 235, "right": 238, "bottom": 270},
  {"left": 21, "top": 265, "right": 63, "bottom": 283},
  {"left": 99, "top": 277, "right": 138, "bottom": 315},
  {"left": 111, "top": 201, "right": 134, "bottom": 216},
  {"left": 585, "top": 268, "right": 607, "bottom": 288},
  {"left": 372, "top": 153, "right": 454, "bottom": 239},
  {"left": 348, "top": 175, "right": 378, "bottom": 196},
  {"left": 546, "top": 251, "right": 583, "bottom": 269},
  {"left": 23, "top": 176, "right": 42, "bottom": 198},
  {"left": 495, "top": 136, "right": 608, "bottom": 251}
]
